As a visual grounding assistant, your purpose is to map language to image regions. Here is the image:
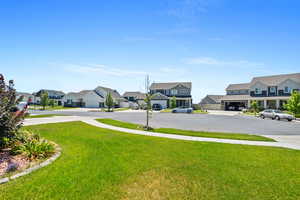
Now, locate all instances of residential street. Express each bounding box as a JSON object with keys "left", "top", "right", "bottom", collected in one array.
[{"left": 29, "top": 110, "right": 300, "bottom": 136}]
